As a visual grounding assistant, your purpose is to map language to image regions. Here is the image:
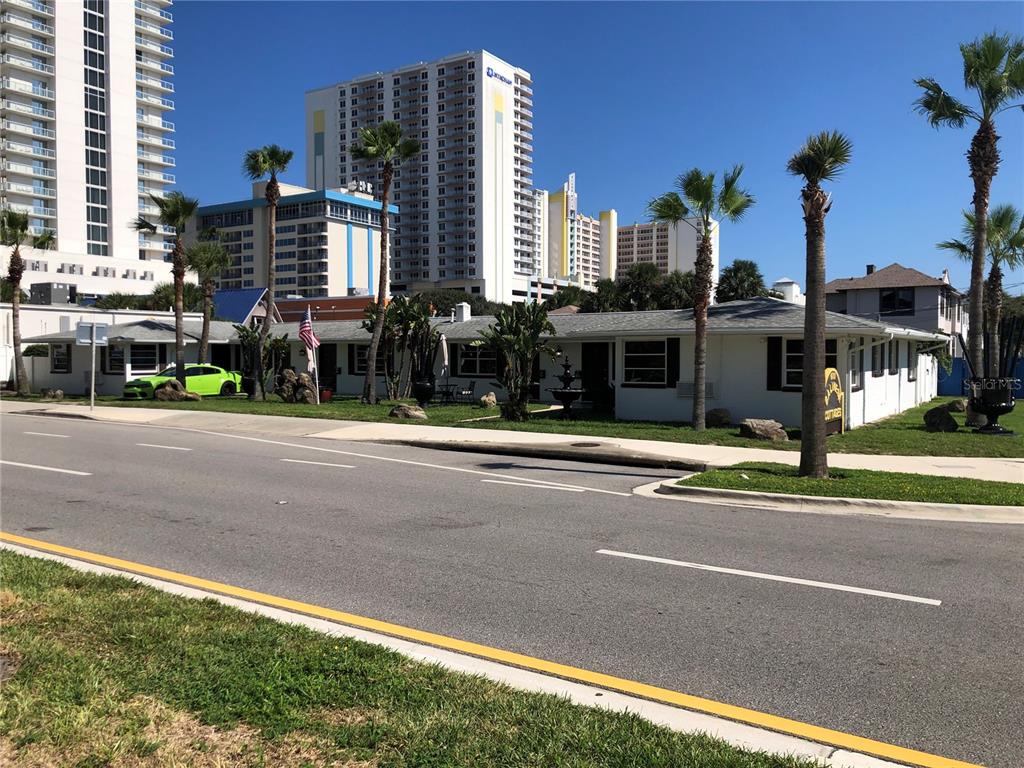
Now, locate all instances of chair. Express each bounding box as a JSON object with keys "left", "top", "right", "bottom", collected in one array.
[{"left": 456, "top": 380, "right": 476, "bottom": 404}]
